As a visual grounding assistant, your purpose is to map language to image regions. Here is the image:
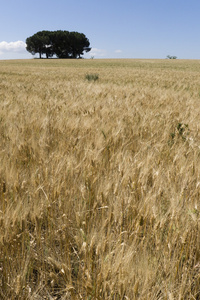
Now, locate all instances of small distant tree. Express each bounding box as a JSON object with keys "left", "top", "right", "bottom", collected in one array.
[
  {"left": 69, "top": 32, "right": 91, "bottom": 58},
  {"left": 166, "top": 55, "right": 177, "bottom": 59},
  {"left": 51, "top": 30, "right": 71, "bottom": 58},
  {"left": 26, "top": 33, "right": 43, "bottom": 59},
  {"left": 26, "top": 31, "right": 54, "bottom": 59}
]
